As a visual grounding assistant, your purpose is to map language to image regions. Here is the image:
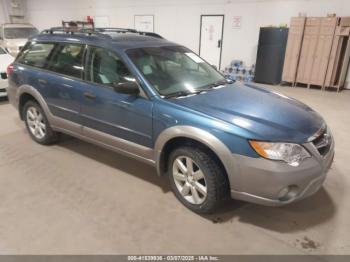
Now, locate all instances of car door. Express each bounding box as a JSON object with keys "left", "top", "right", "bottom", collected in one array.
[
  {"left": 40, "top": 42, "right": 86, "bottom": 125},
  {"left": 80, "top": 46, "right": 154, "bottom": 151}
]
